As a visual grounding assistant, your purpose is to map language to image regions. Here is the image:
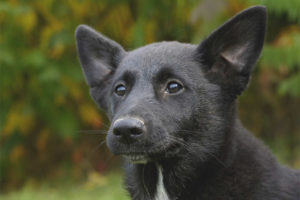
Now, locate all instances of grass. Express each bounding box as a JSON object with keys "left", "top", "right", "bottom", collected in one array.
[
  {"left": 1, "top": 154, "right": 299, "bottom": 200},
  {"left": 0, "top": 172, "right": 130, "bottom": 200}
]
